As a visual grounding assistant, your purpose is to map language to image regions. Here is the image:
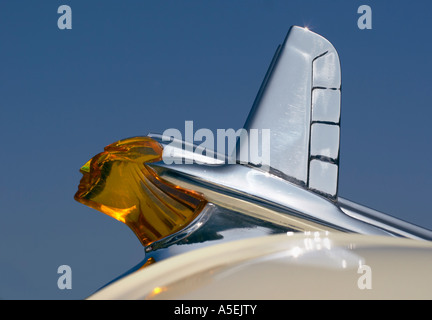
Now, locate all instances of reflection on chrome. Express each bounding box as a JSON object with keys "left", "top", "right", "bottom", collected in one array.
[{"left": 144, "top": 204, "right": 291, "bottom": 264}]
